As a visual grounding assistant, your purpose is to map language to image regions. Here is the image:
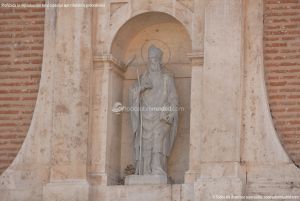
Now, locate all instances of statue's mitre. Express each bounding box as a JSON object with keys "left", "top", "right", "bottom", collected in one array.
[{"left": 148, "top": 44, "right": 163, "bottom": 58}]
